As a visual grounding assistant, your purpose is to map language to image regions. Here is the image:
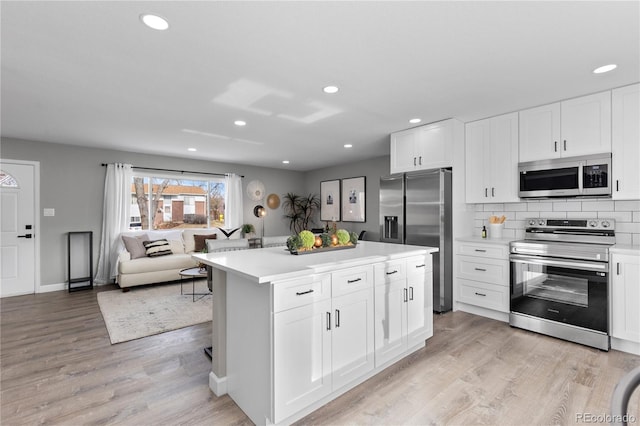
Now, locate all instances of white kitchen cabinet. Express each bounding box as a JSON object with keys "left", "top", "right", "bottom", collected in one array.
[
  {"left": 612, "top": 84, "right": 640, "bottom": 200},
  {"left": 465, "top": 112, "right": 519, "bottom": 203},
  {"left": 274, "top": 298, "right": 332, "bottom": 421},
  {"left": 273, "top": 267, "right": 374, "bottom": 422},
  {"left": 390, "top": 119, "right": 458, "bottom": 174},
  {"left": 374, "top": 255, "right": 432, "bottom": 367},
  {"left": 519, "top": 91, "right": 611, "bottom": 162},
  {"left": 456, "top": 240, "right": 510, "bottom": 315},
  {"left": 611, "top": 252, "right": 640, "bottom": 345}
]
